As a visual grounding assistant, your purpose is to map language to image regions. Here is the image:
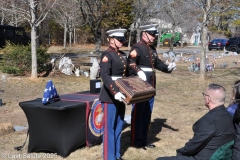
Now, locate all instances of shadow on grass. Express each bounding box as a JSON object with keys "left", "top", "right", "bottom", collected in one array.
[{"left": 121, "top": 118, "right": 179, "bottom": 156}]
